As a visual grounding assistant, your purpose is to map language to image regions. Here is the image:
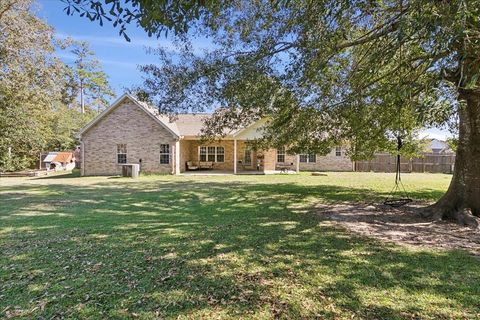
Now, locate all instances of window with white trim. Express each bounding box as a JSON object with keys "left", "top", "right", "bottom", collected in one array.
[
  {"left": 300, "top": 153, "right": 316, "bottom": 163},
  {"left": 207, "top": 146, "right": 216, "bottom": 162},
  {"left": 117, "top": 144, "right": 127, "bottom": 164},
  {"left": 199, "top": 146, "right": 224, "bottom": 162},
  {"left": 216, "top": 146, "right": 225, "bottom": 162},
  {"left": 277, "top": 147, "right": 285, "bottom": 163},
  {"left": 199, "top": 146, "right": 207, "bottom": 162},
  {"left": 335, "top": 146, "right": 342, "bottom": 157},
  {"left": 244, "top": 147, "right": 252, "bottom": 165},
  {"left": 160, "top": 144, "right": 170, "bottom": 164}
]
